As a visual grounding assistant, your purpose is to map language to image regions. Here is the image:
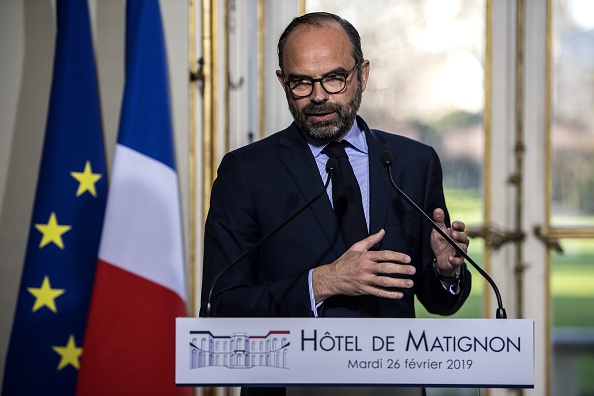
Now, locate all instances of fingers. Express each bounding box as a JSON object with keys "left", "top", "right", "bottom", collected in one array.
[
  {"left": 429, "top": 209, "right": 472, "bottom": 275},
  {"left": 378, "top": 255, "right": 415, "bottom": 277},
  {"left": 335, "top": 248, "right": 416, "bottom": 299},
  {"left": 432, "top": 208, "right": 446, "bottom": 229},
  {"left": 319, "top": 230, "right": 421, "bottom": 301},
  {"left": 361, "top": 285, "right": 411, "bottom": 300},
  {"left": 452, "top": 220, "right": 466, "bottom": 231},
  {"left": 450, "top": 221, "right": 469, "bottom": 255},
  {"left": 432, "top": 208, "right": 469, "bottom": 253},
  {"left": 356, "top": 229, "right": 415, "bottom": 273},
  {"left": 350, "top": 268, "right": 415, "bottom": 300},
  {"left": 350, "top": 228, "right": 385, "bottom": 252}
]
